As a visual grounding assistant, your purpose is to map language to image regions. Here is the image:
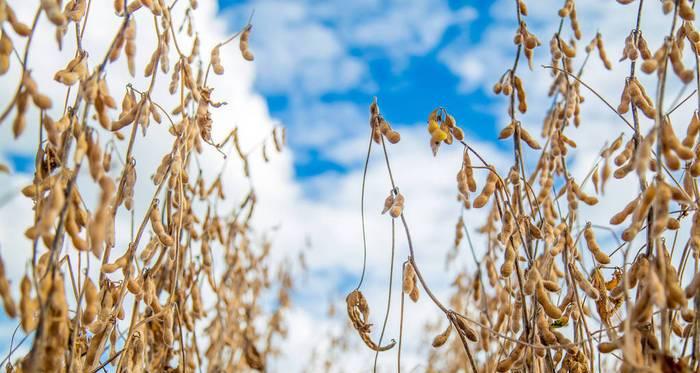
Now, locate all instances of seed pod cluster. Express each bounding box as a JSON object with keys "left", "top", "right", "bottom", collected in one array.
[
  {"left": 381, "top": 190, "right": 405, "bottom": 218},
  {"left": 426, "top": 107, "right": 464, "bottom": 156},
  {"left": 558, "top": 0, "right": 581, "bottom": 39},
  {"left": 641, "top": 37, "right": 695, "bottom": 83},
  {"left": 514, "top": 21, "right": 540, "bottom": 68},
  {"left": 621, "top": 31, "right": 652, "bottom": 62},
  {"left": 494, "top": 72, "right": 528, "bottom": 113},
  {"left": 14, "top": 0, "right": 700, "bottom": 371},
  {"left": 54, "top": 53, "right": 88, "bottom": 86},
  {"left": 369, "top": 99, "right": 401, "bottom": 145},
  {"left": 499, "top": 121, "right": 541, "bottom": 150},
  {"left": 617, "top": 77, "right": 655, "bottom": 118}
]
